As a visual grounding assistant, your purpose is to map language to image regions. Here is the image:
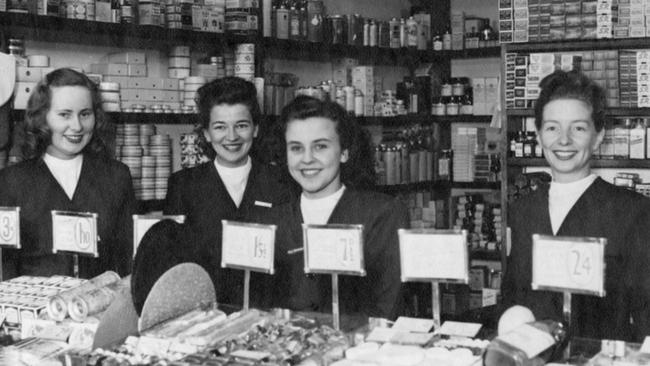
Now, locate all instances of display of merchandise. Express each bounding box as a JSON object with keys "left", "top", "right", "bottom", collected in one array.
[
  {"left": 180, "top": 132, "right": 212, "bottom": 169},
  {"left": 451, "top": 124, "right": 500, "bottom": 183}
]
